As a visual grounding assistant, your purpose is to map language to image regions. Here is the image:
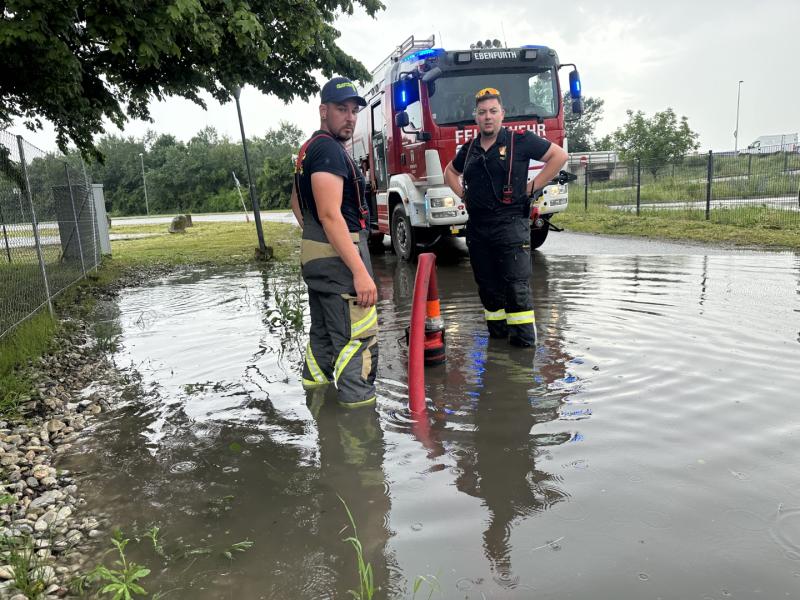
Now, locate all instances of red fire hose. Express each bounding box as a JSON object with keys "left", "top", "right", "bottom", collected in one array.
[{"left": 408, "top": 252, "right": 446, "bottom": 414}]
